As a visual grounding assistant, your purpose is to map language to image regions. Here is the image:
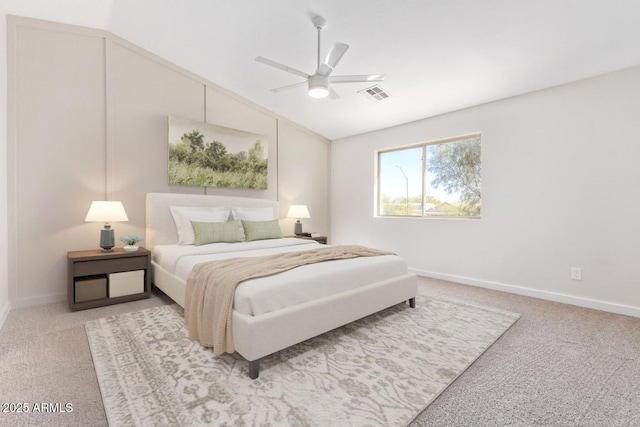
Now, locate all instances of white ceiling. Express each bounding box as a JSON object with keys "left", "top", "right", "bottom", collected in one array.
[{"left": 6, "top": 0, "right": 640, "bottom": 140}]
